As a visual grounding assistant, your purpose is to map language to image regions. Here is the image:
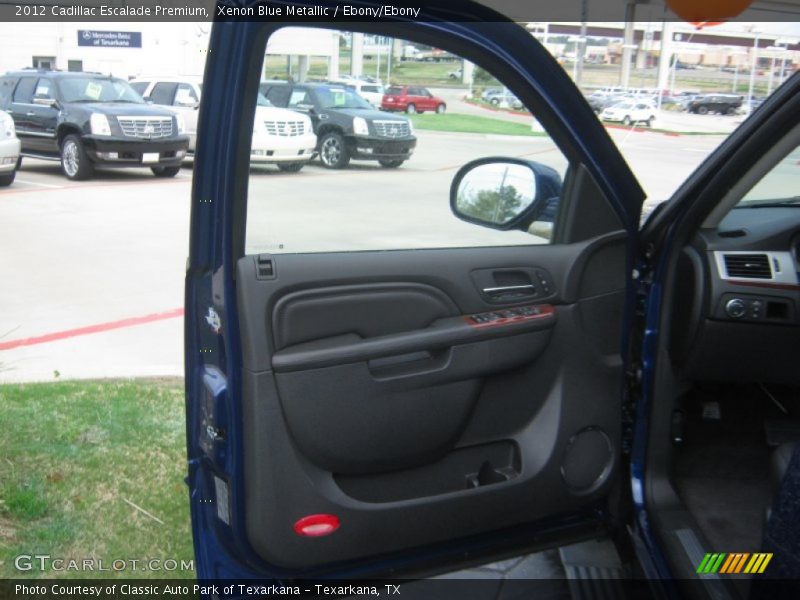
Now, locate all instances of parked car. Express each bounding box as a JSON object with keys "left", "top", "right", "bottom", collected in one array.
[
  {"left": 381, "top": 85, "right": 446, "bottom": 114},
  {"left": 748, "top": 96, "right": 767, "bottom": 112},
  {"left": 129, "top": 76, "right": 202, "bottom": 151},
  {"left": 0, "top": 70, "right": 188, "bottom": 180},
  {"left": 189, "top": 4, "right": 800, "bottom": 592},
  {"left": 329, "top": 79, "right": 385, "bottom": 107},
  {"left": 482, "top": 88, "right": 524, "bottom": 109},
  {"left": 480, "top": 87, "right": 503, "bottom": 101},
  {"left": 261, "top": 82, "right": 416, "bottom": 169},
  {"left": 351, "top": 81, "right": 385, "bottom": 107},
  {"left": 687, "top": 94, "right": 743, "bottom": 115},
  {"left": 448, "top": 68, "right": 463, "bottom": 79},
  {"left": 131, "top": 76, "right": 316, "bottom": 171},
  {"left": 585, "top": 93, "right": 616, "bottom": 114},
  {"left": 0, "top": 108, "right": 20, "bottom": 186},
  {"left": 600, "top": 100, "right": 657, "bottom": 126}
]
